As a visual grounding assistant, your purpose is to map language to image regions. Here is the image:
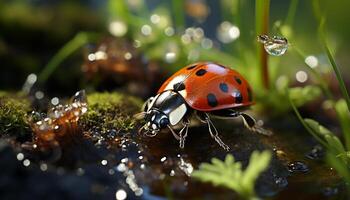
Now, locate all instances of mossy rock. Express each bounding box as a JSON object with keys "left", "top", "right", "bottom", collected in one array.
[
  {"left": 80, "top": 92, "right": 143, "bottom": 134},
  {"left": 0, "top": 92, "right": 31, "bottom": 139}
]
